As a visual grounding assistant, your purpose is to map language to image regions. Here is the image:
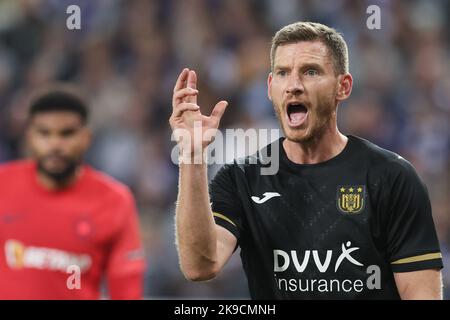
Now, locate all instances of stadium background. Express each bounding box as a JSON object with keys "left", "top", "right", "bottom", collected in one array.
[{"left": 0, "top": 0, "right": 449, "bottom": 299}]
